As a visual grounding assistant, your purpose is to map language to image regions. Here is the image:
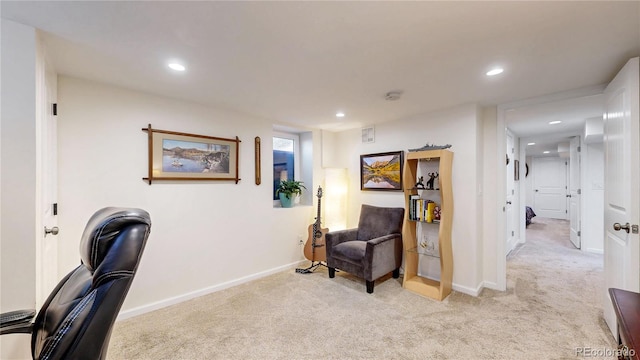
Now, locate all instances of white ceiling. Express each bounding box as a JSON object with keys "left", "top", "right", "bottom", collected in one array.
[{"left": 2, "top": 1, "right": 639, "bottom": 149}]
